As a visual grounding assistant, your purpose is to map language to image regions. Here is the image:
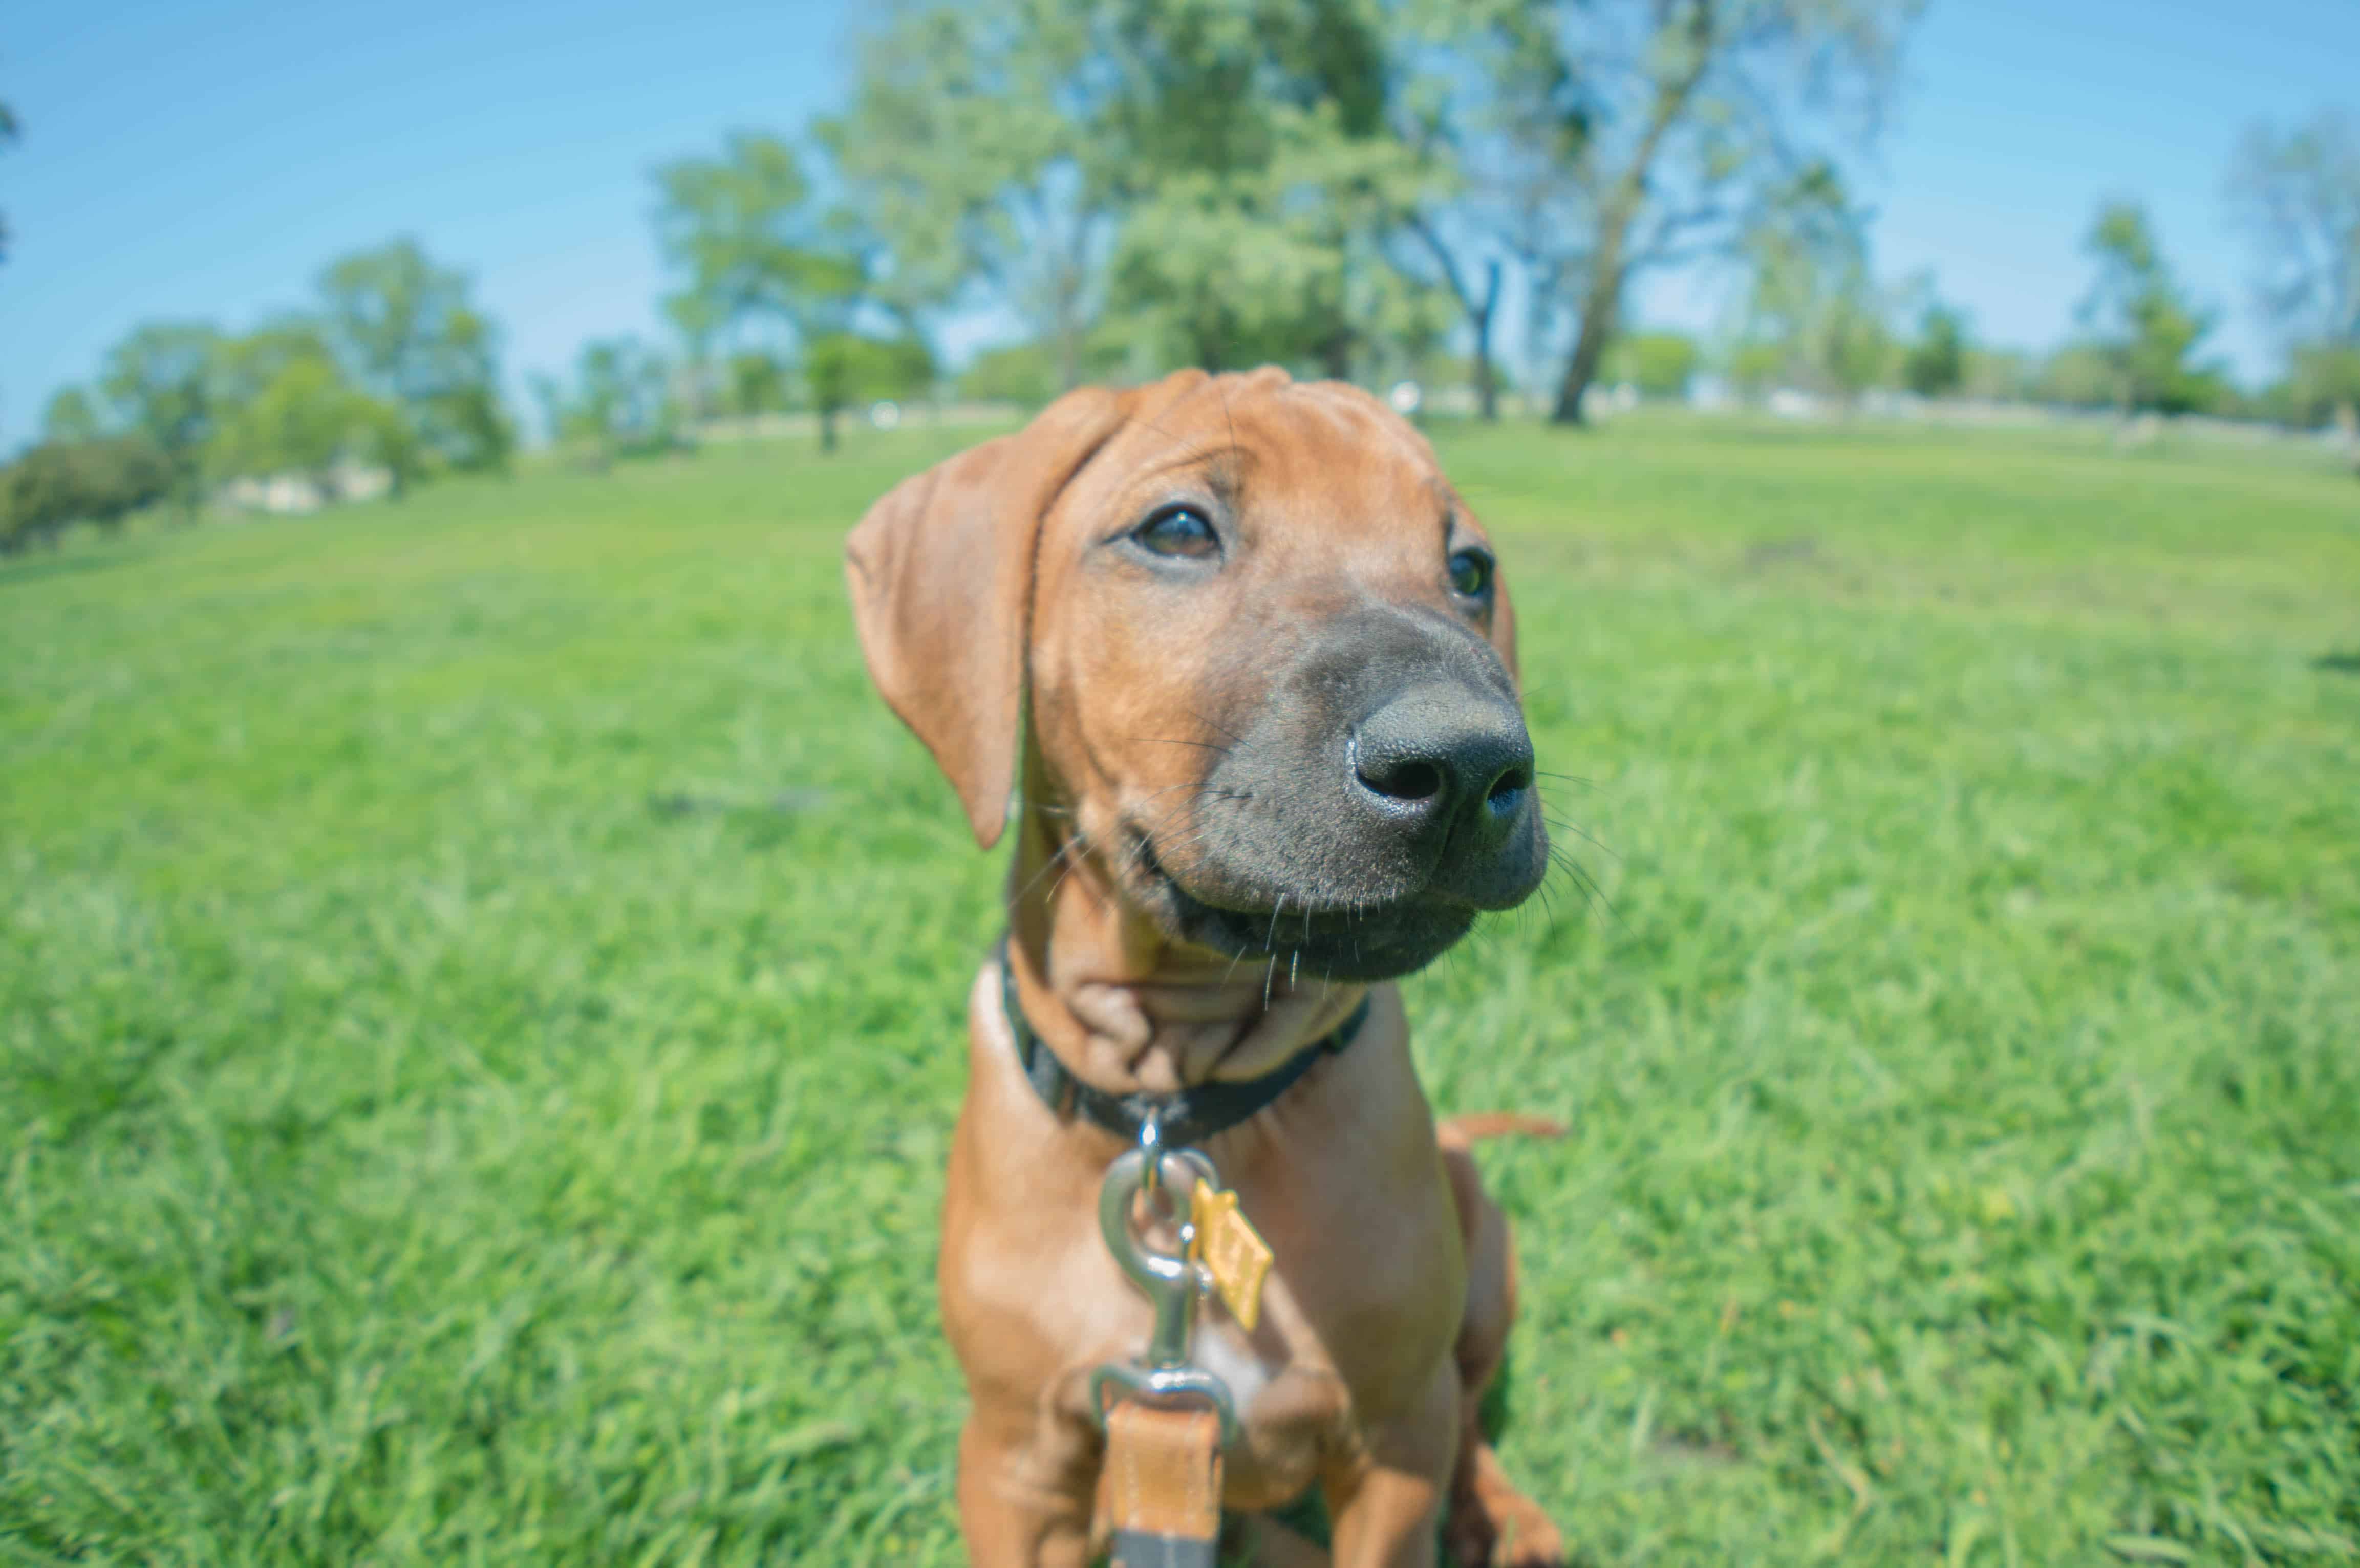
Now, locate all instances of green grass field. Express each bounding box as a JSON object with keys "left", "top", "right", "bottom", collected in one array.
[{"left": 4, "top": 412, "right": 2356, "bottom": 1566}]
